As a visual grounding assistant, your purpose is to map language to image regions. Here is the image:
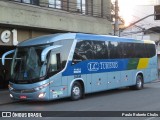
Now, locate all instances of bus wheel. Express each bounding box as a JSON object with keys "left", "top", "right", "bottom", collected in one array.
[
  {"left": 71, "top": 81, "right": 82, "bottom": 101},
  {"left": 130, "top": 75, "right": 143, "bottom": 90}
]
